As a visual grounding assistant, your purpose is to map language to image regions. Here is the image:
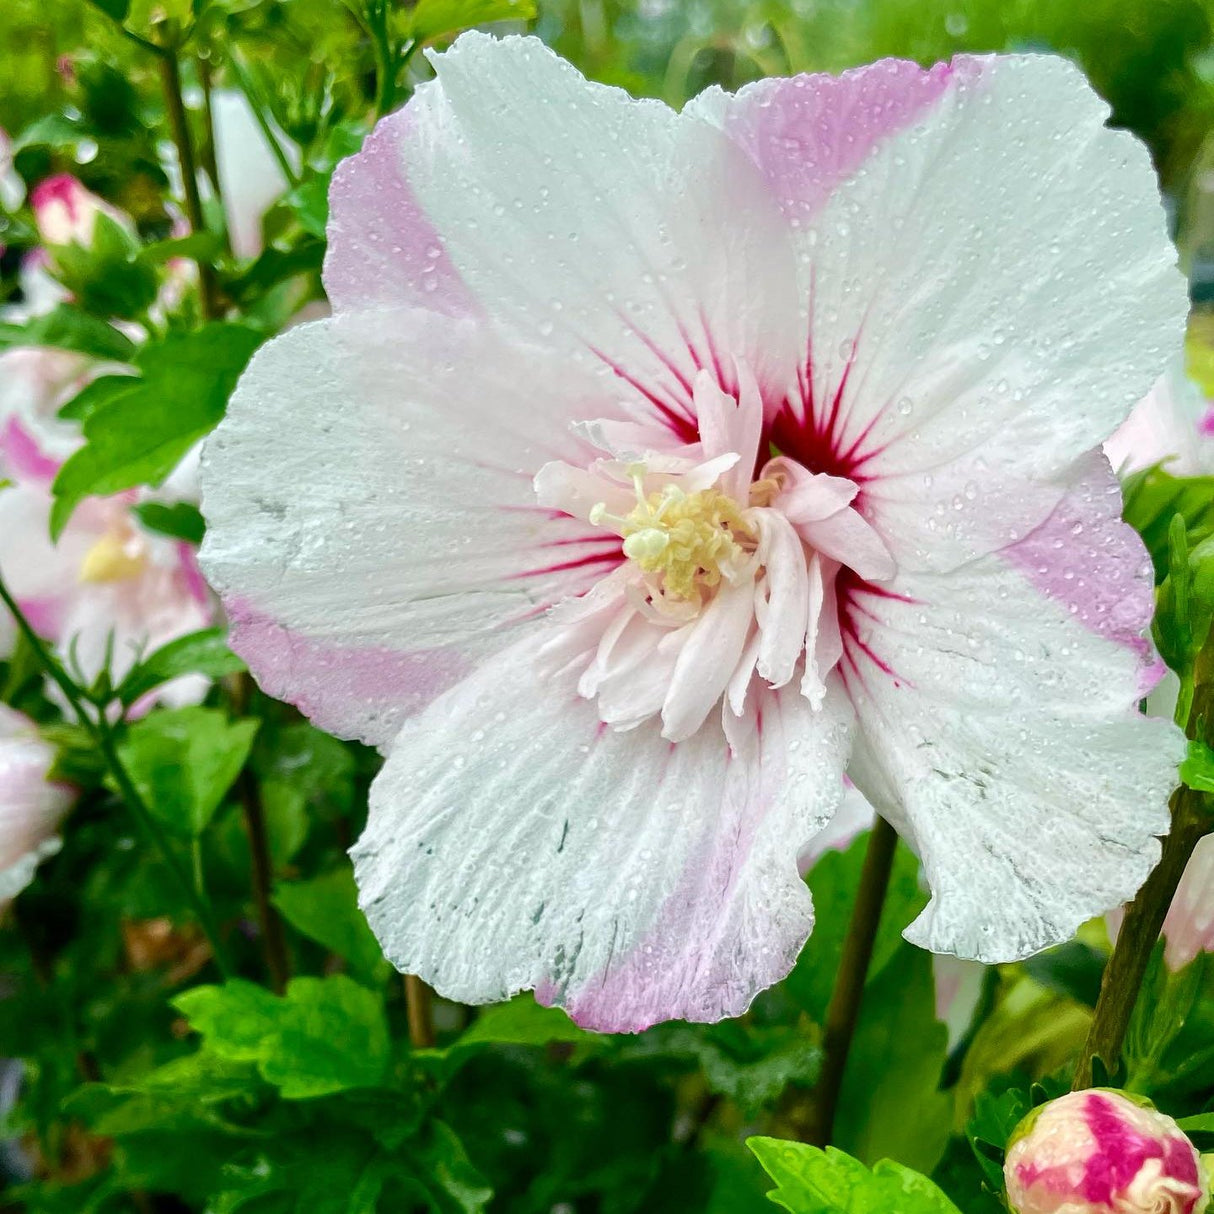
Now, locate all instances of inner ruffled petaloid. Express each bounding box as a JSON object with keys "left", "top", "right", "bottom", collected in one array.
[{"left": 534, "top": 363, "right": 897, "bottom": 744}]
